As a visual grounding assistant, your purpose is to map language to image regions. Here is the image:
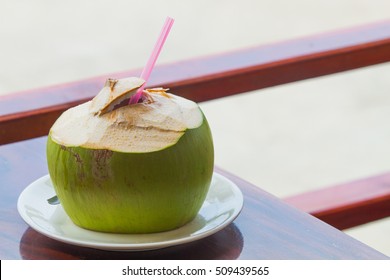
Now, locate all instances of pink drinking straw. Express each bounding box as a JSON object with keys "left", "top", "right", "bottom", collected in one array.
[{"left": 129, "top": 17, "right": 174, "bottom": 104}]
